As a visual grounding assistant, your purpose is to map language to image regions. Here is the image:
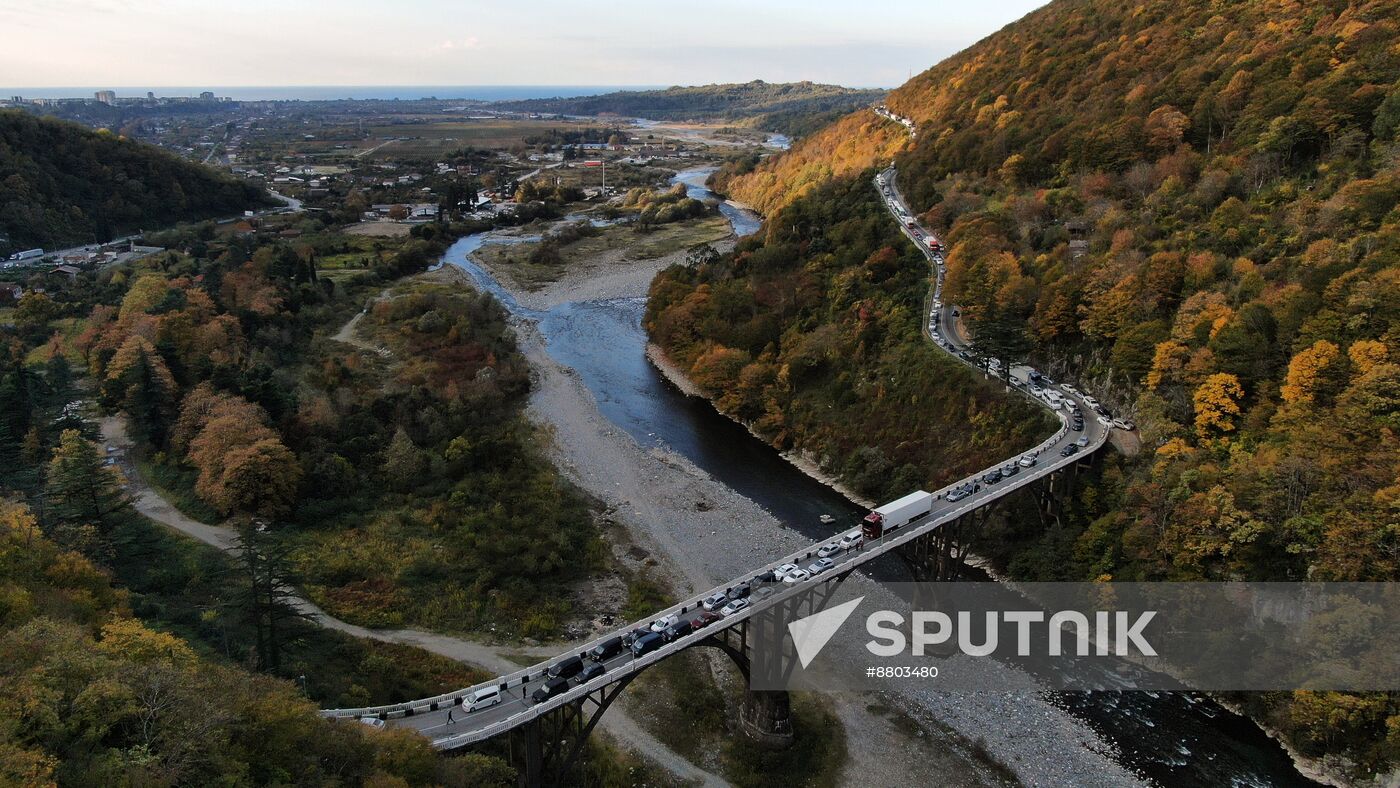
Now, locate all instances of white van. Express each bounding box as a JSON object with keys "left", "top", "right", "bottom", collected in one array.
[
  {"left": 1043, "top": 389, "right": 1063, "bottom": 406},
  {"left": 465, "top": 686, "right": 501, "bottom": 712}
]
